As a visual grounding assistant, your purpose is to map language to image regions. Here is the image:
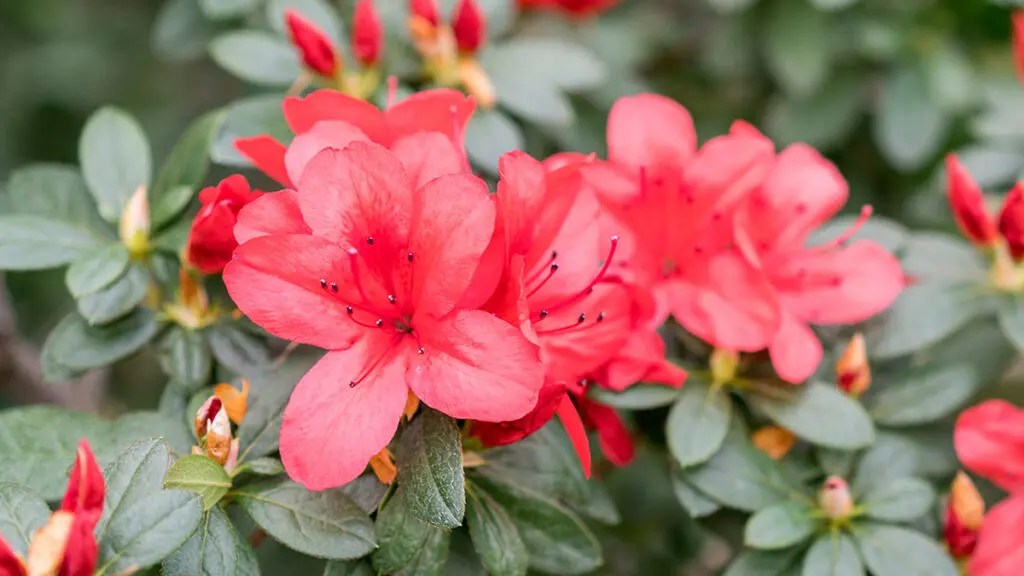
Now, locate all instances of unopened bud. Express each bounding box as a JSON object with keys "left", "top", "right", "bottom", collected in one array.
[
  {"left": 369, "top": 447, "right": 397, "bottom": 484},
  {"left": 410, "top": 0, "right": 440, "bottom": 28},
  {"left": 709, "top": 348, "right": 738, "bottom": 386},
  {"left": 946, "top": 154, "right": 998, "bottom": 248},
  {"left": 818, "top": 476, "right": 853, "bottom": 520},
  {"left": 945, "top": 471, "right": 984, "bottom": 558},
  {"left": 452, "top": 0, "right": 486, "bottom": 53},
  {"left": 352, "top": 0, "right": 383, "bottom": 67},
  {"left": 178, "top": 268, "right": 208, "bottom": 315},
  {"left": 835, "top": 333, "right": 870, "bottom": 397},
  {"left": 119, "top": 185, "right": 150, "bottom": 256},
  {"left": 752, "top": 425, "right": 796, "bottom": 460},
  {"left": 458, "top": 59, "right": 495, "bottom": 109},
  {"left": 286, "top": 9, "right": 339, "bottom": 79},
  {"left": 206, "top": 407, "right": 232, "bottom": 466},
  {"left": 224, "top": 438, "right": 240, "bottom": 475},
  {"left": 999, "top": 183, "right": 1024, "bottom": 262},
  {"left": 25, "top": 511, "right": 73, "bottom": 576},
  {"left": 194, "top": 396, "right": 223, "bottom": 441},
  {"left": 214, "top": 379, "right": 250, "bottom": 425}
]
